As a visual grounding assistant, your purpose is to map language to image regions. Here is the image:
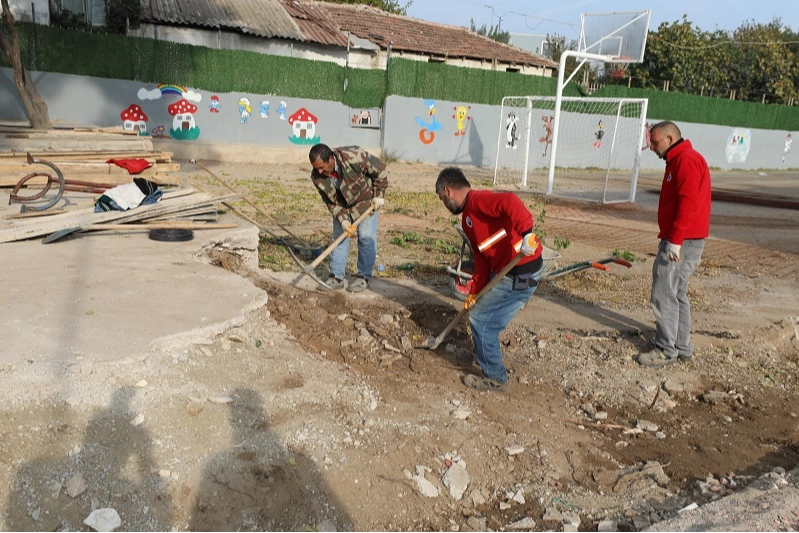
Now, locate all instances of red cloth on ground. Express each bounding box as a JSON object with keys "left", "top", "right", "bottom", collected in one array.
[{"left": 106, "top": 158, "right": 153, "bottom": 174}]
